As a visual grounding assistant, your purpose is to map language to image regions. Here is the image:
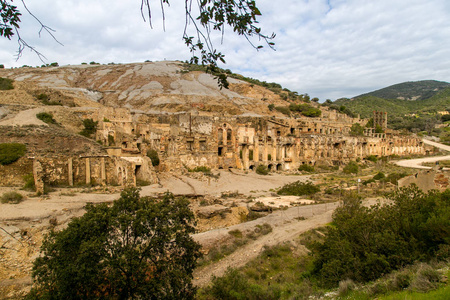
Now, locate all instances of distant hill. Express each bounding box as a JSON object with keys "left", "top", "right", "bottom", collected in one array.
[
  {"left": 334, "top": 80, "right": 450, "bottom": 119},
  {"left": 356, "top": 80, "right": 450, "bottom": 101}
]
